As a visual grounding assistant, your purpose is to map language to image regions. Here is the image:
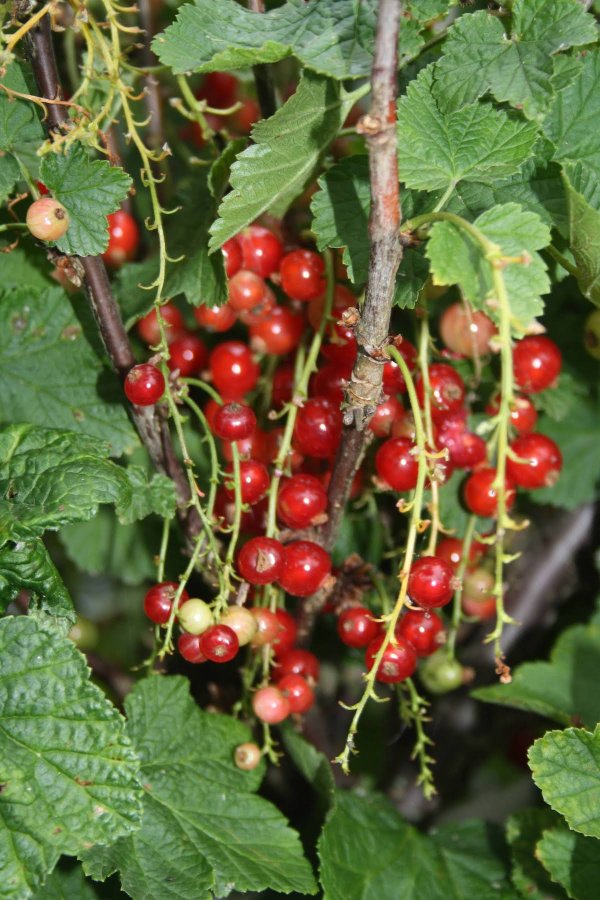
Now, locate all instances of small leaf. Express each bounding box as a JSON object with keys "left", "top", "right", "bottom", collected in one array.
[
  {"left": 505, "top": 809, "right": 568, "bottom": 899},
  {"left": 40, "top": 144, "right": 132, "bottom": 256},
  {"left": 0, "top": 615, "right": 142, "bottom": 899},
  {"left": 280, "top": 724, "right": 336, "bottom": 805},
  {"left": 537, "top": 826, "right": 600, "bottom": 900},
  {"left": 0, "top": 539, "right": 74, "bottom": 623},
  {"left": 209, "top": 137, "right": 248, "bottom": 203},
  {"left": 116, "top": 466, "right": 177, "bottom": 525},
  {"left": 0, "top": 63, "right": 44, "bottom": 195},
  {"left": 529, "top": 725, "right": 600, "bottom": 839}
]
